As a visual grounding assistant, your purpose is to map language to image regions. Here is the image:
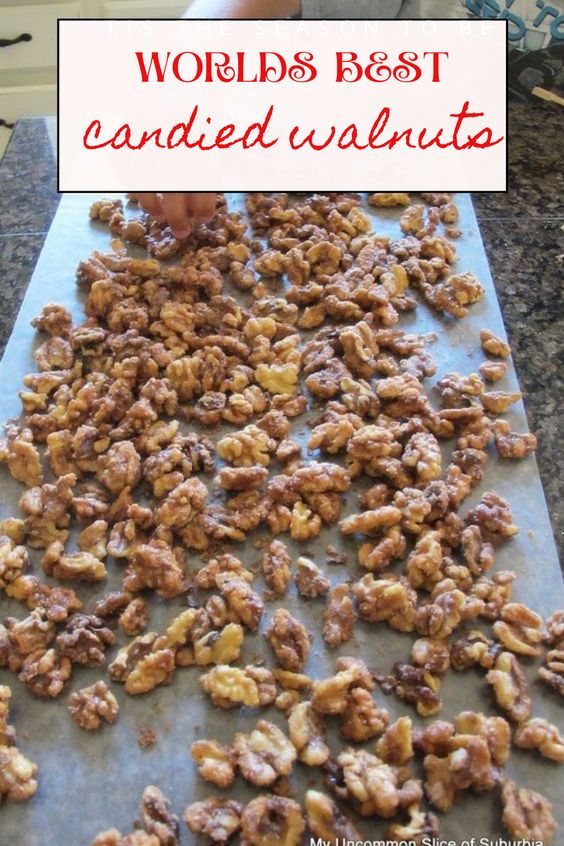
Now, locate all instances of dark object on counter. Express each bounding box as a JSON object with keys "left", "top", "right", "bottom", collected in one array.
[{"left": 508, "top": 43, "right": 564, "bottom": 99}]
